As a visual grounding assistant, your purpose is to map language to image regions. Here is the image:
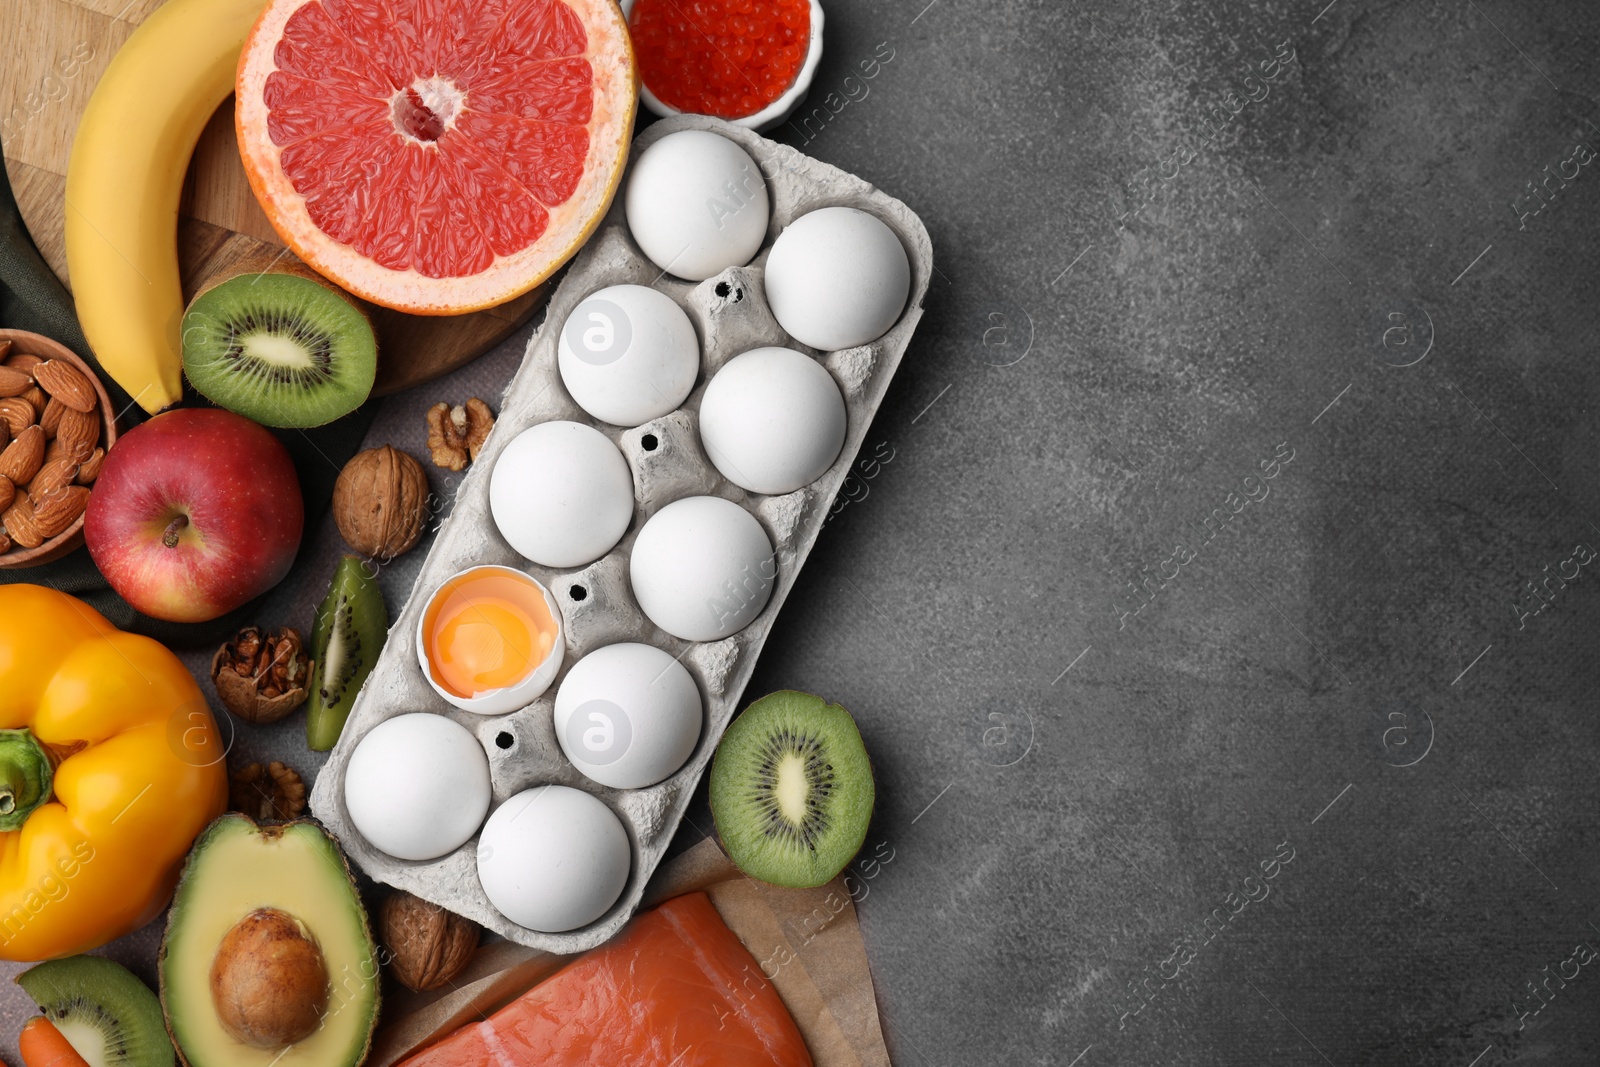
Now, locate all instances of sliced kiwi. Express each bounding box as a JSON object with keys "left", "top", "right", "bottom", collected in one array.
[
  {"left": 181, "top": 267, "right": 376, "bottom": 428},
  {"left": 710, "top": 690, "right": 875, "bottom": 889},
  {"left": 306, "top": 556, "right": 388, "bottom": 751},
  {"left": 18, "top": 955, "right": 174, "bottom": 1067}
]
